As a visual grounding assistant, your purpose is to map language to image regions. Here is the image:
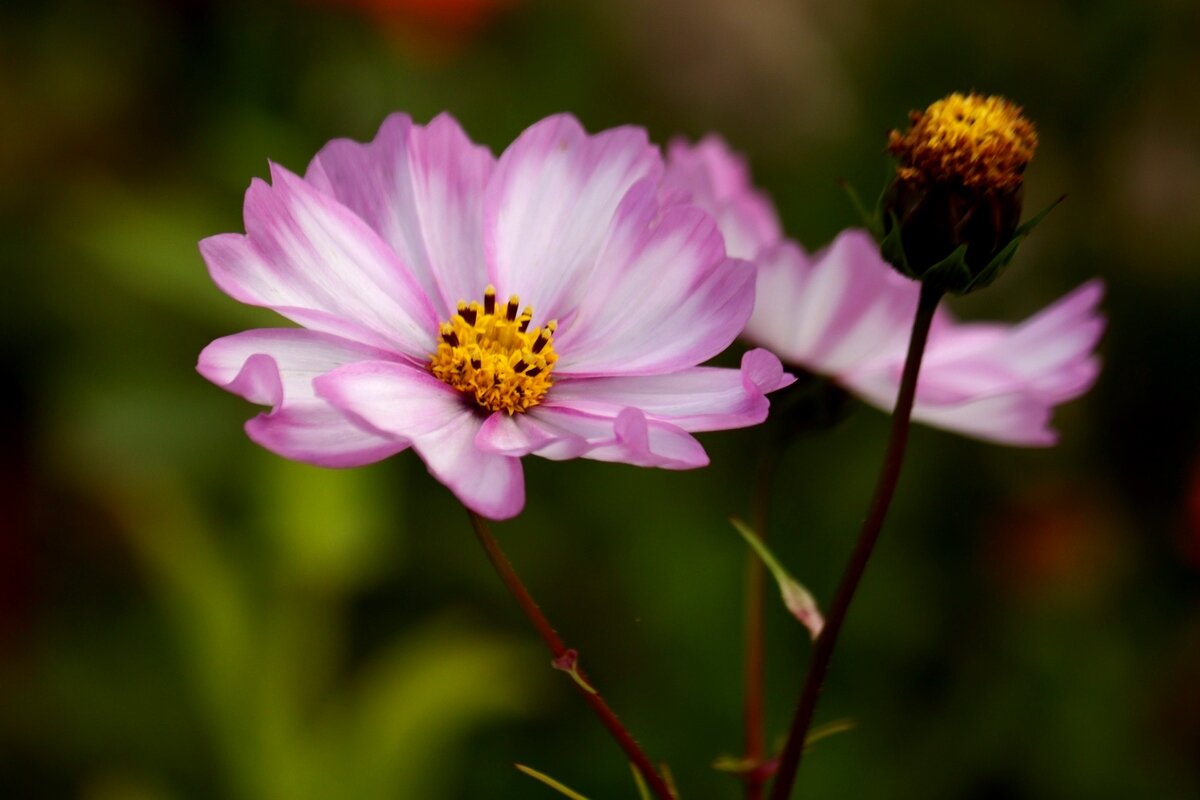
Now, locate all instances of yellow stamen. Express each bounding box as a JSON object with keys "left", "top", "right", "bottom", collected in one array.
[
  {"left": 887, "top": 92, "right": 1037, "bottom": 192},
  {"left": 429, "top": 285, "right": 558, "bottom": 414}
]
